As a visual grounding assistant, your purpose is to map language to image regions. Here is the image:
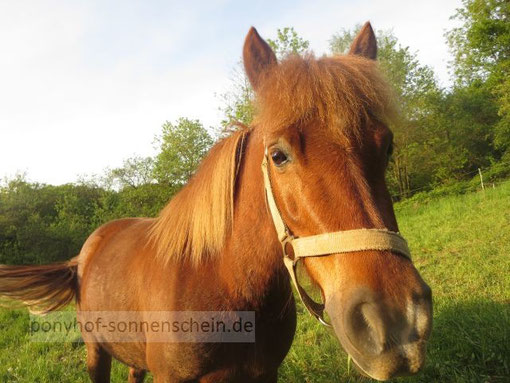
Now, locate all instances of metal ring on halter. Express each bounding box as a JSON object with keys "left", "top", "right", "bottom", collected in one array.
[
  {"left": 291, "top": 259, "right": 331, "bottom": 327},
  {"left": 281, "top": 235, "right": 332, "bottom": 327},
  {"left": 281, "top": 235, "right": 295, "bottom": 261}
]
